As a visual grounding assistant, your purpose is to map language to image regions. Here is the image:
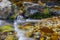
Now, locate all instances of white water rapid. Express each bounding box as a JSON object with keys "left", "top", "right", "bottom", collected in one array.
[{"left": 14, "top": 20, "right": 34, "bottom": 40}]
